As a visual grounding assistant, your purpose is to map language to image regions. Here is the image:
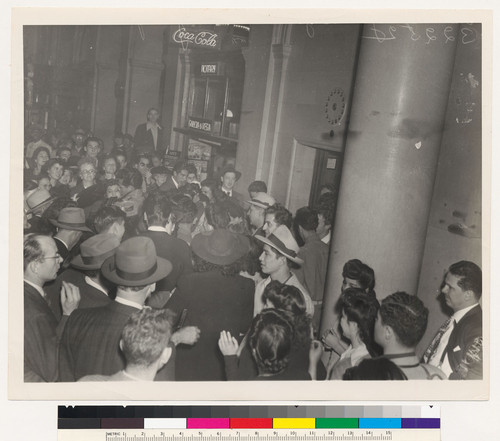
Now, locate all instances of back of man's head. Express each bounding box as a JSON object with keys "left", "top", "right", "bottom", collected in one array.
[
  {"left": 94, "top": 206, "right": 126, "bottom": 234},
  {"left": 448, "top": 260, "right": 482, "bottom": 299},
  {"left": 379, "top": 291, "right": 428, "bottom": 349},
  {"left": 294, "top": 207, "right": 319, "bottom": 232},
  {"left": 173, "top": 160, "right": 188, "bottom": 175},
  {"left": 120, "top": 308, "right": 174, "bottom": 367},
  {"left": 266, "top": 204, "right": 292, "bottom": 229},
  {"left": 144, "top": 193, "right": 172, "bottom": 227},
  {"left": 248, "top": 180, "right": 267, "bottom": 195}
]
